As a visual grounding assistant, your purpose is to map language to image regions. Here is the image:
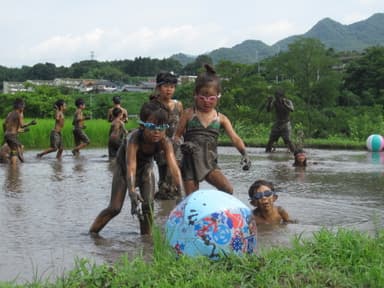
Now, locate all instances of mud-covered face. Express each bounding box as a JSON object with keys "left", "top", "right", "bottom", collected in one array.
[
  {"left": 250, "top": 184, "right": 276, "bottom": 211},
  {"left": 141, "top": 116, "right": 167, "bottom": 143},
  {"left": 295, "top": 152, "right": 306, "bottom": 163},
  {"left": 195, "top": 86, "right": 220, "bottom": 112},
  {"left": 158, "top": 84, "right": 176, "bottom": 100}
]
